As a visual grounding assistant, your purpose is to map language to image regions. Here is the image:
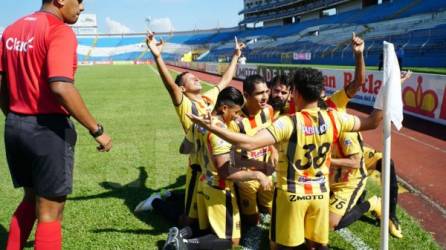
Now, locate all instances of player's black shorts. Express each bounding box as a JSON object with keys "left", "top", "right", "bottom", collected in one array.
[{"left": 5, "top": 112, "right": 77, "bottom": 197}]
